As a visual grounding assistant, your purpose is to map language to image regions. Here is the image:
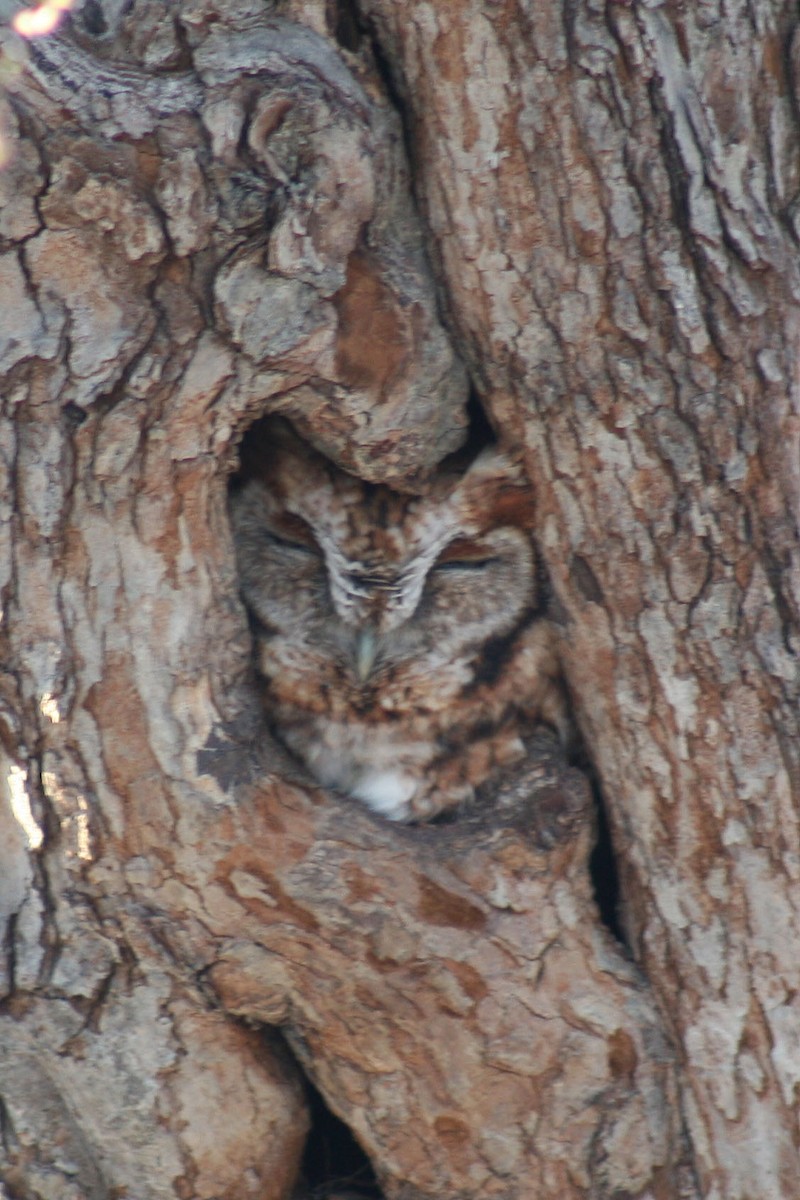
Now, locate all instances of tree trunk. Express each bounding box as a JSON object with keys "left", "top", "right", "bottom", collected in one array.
[{"left": 1, "top": 2, "right": 797, "bottom": 1199}]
